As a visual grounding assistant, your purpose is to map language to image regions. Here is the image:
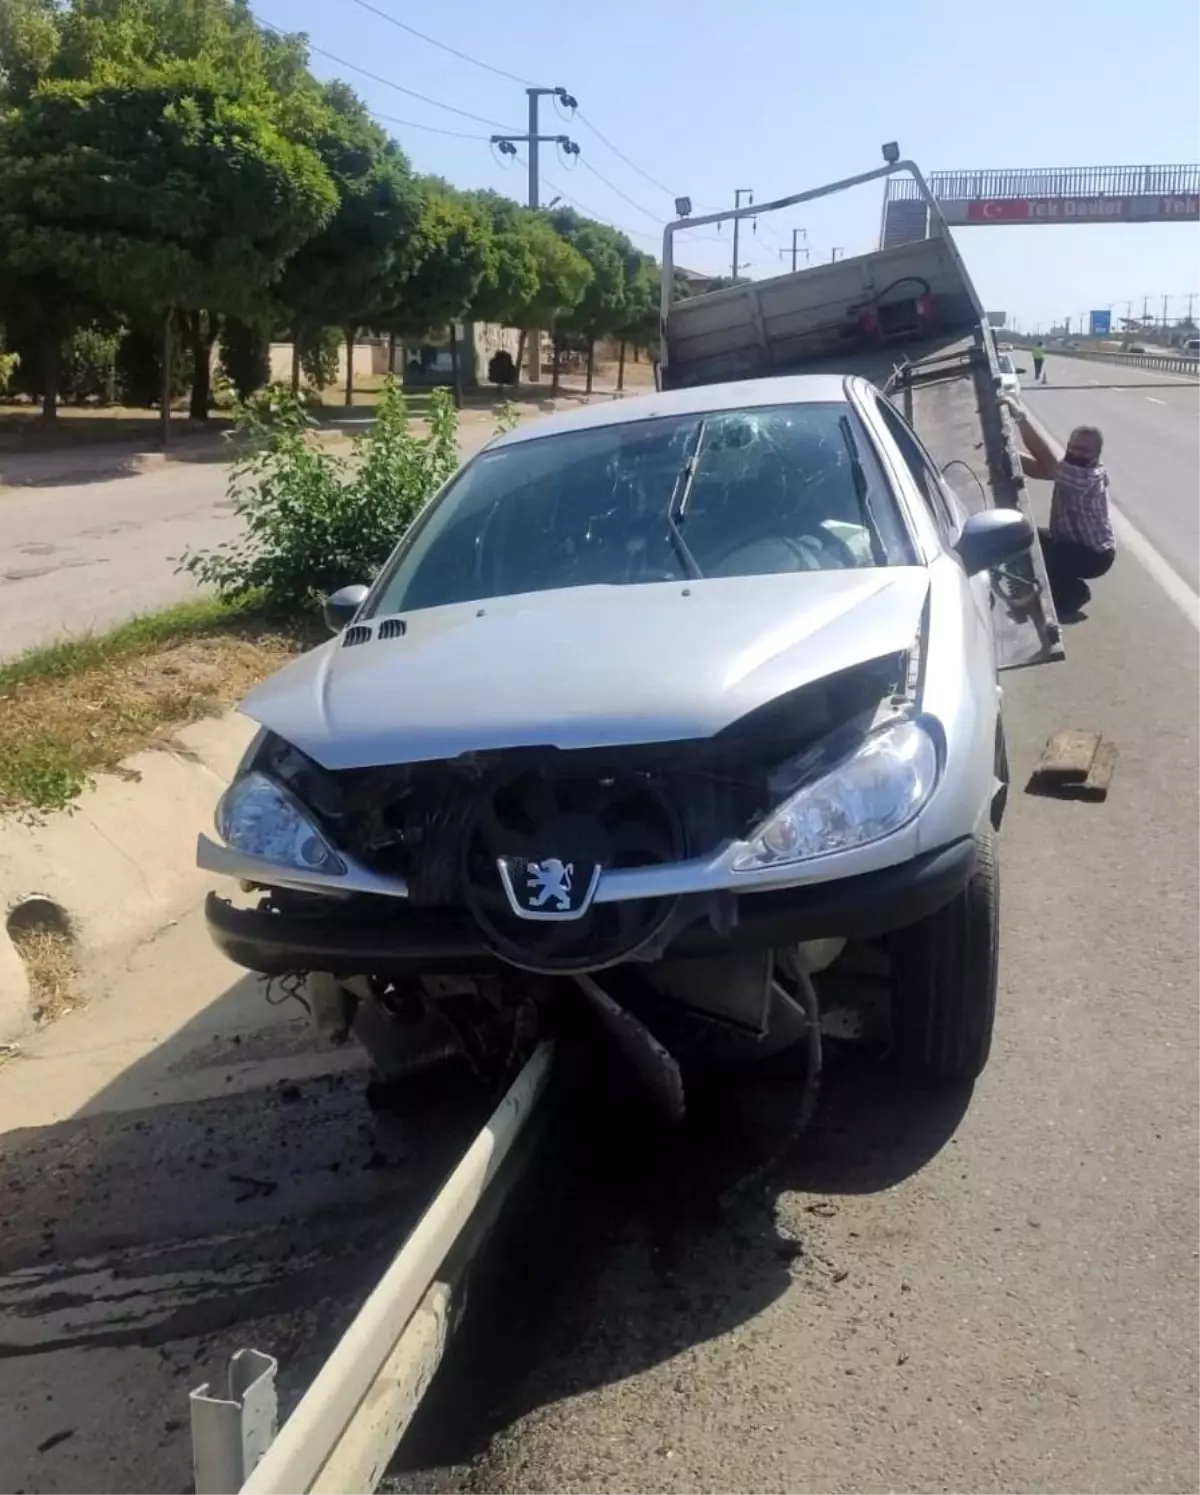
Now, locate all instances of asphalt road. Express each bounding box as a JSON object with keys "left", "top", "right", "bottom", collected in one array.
[
  {"left": 0, "top": 414, "right": 503, "bottom": 660},
  {"left": 0, "top": 362, "right": 1196, "bottom": 1492},
  {"left": 1023, "top": 353, "right": 1199, "bottom": 591}
]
